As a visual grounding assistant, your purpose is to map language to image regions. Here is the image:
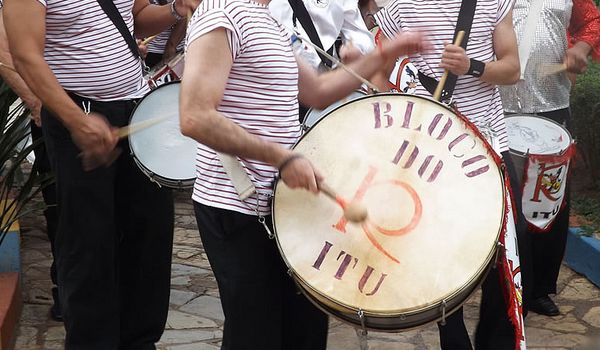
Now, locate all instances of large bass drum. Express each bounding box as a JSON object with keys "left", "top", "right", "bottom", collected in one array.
[{"left": 272, "top": 94, "right": 505, "bottom": 331}]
